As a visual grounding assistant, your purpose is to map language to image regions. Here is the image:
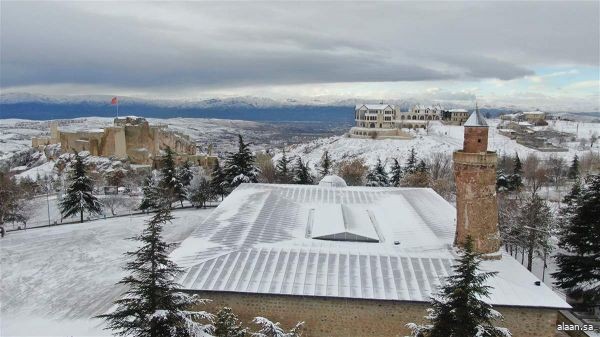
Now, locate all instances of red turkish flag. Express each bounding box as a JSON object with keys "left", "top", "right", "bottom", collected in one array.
[{"left": 111, "top": 97, "right": 118, "bottom": 105}]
